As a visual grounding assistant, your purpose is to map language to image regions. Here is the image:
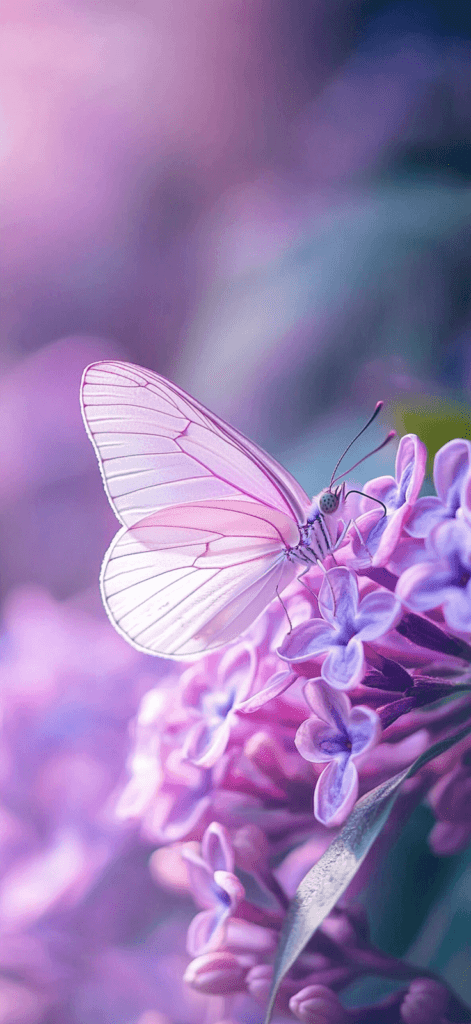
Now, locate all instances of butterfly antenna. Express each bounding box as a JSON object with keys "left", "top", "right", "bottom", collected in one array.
[
  {"left": 331, "top": 430, "right": 396, "bottom": 485},
  {"left": 329, "top": 401, "right": 384, "bottom": 489}
]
